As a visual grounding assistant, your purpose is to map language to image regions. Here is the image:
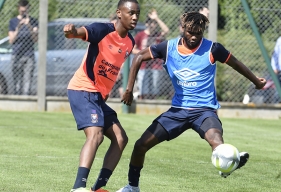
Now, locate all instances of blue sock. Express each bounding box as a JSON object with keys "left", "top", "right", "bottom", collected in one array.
[
  {"left": 128, "top": 164, "right": 143, "bottom": 187},
  {"left": 73, "top": 167, "right": 90, "bottom": 189},
  {"left": 92, "top": 168, "right": 112, "bottom": 190}
]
